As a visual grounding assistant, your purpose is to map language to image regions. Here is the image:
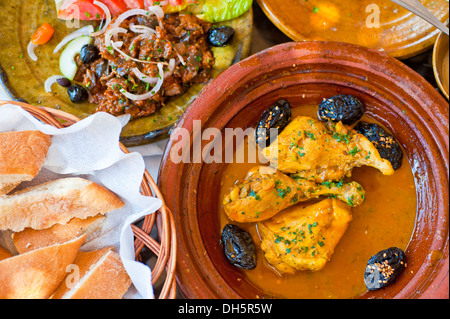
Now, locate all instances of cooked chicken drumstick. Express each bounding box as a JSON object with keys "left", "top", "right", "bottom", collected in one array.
[{"left": 223, "top": 166, "right": 365, "bottom": 223}]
